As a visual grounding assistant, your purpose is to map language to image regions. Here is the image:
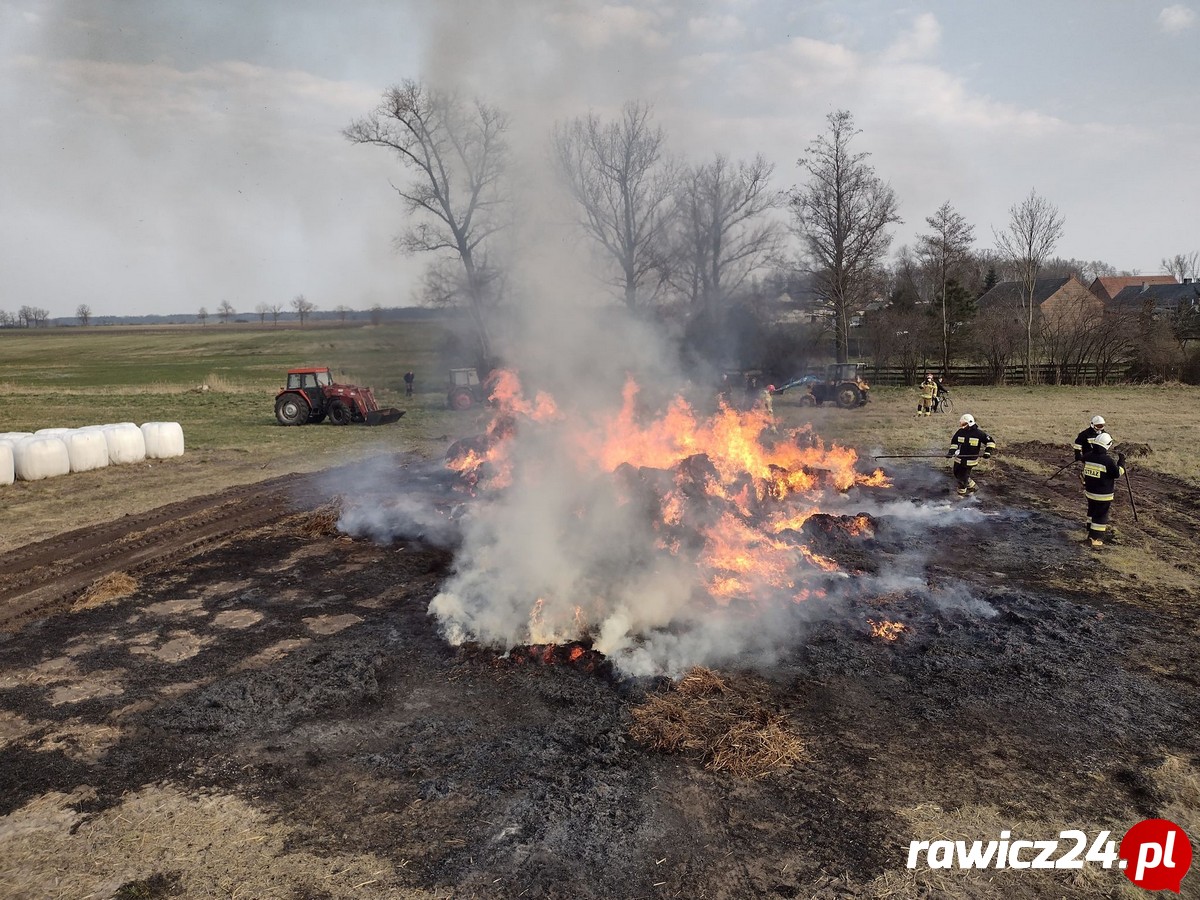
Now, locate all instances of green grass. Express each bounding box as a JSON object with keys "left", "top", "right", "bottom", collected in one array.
[{"left": 0, "top": 322, "right": 486, "bottom": 459}]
